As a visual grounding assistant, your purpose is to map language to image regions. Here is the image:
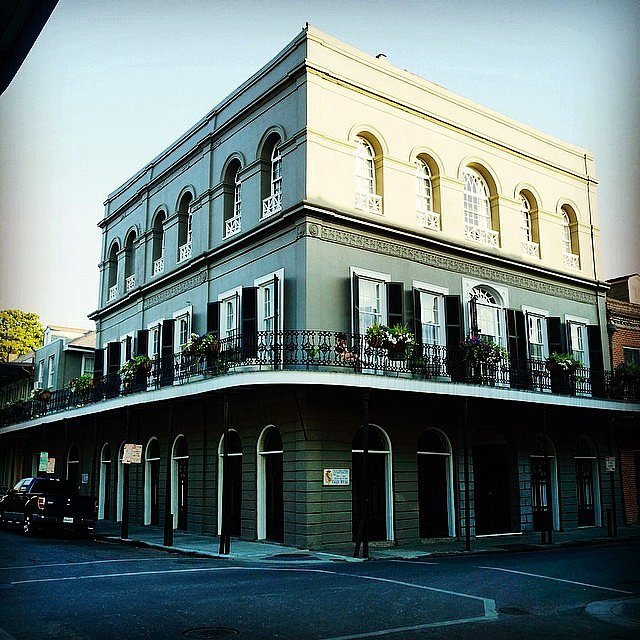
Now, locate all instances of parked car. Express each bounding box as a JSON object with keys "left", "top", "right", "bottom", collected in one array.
[{"left": 0, "top": 477, "right": 97, "bottom": 536}]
